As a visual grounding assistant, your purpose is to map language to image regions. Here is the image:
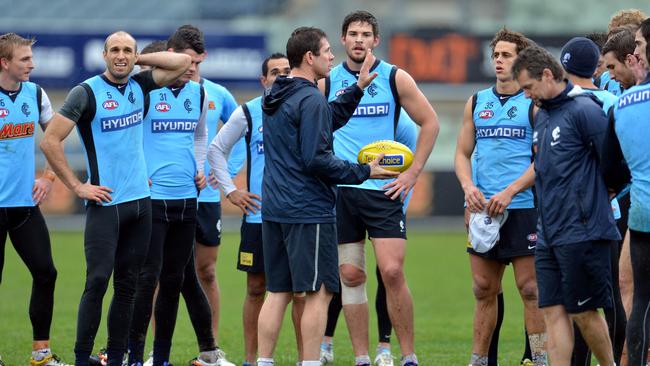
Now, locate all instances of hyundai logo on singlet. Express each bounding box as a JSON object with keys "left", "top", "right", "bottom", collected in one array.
[
  {"left": 618, "top": 89, "right": 650, "bottom": 109},
  {"left": 352, "top": 103, "right": 390, "bottom": 117},
  {"left": 151, "top": 119, "right": 197, "bottom": 133},
  {"left": 475, "top": 125, "right": 526, "bottom": 139},
  {"left": 100, "top": 110, "right": 143, "bottom": 132},
  {"left": 256, "top": 140, "right": 264, "bottom": 154}
]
